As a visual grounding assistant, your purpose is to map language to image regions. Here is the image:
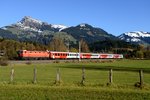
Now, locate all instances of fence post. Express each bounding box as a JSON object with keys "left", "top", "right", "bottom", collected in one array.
[
  {"left": 33, "top": 67, "right": 37, "bottom": 84},
  {"left": 55, "top": 68, "right": 61, "bottom": 84},
  {"left": 10, "top": 68, "right": 14, "bottom": 82},
  {"left": 139, "top": 70, "right": 144, "bottom": 87},
  {"left": 81, "top": 67, "right": 85, "bottom": 85},
  {"left": 109, "top": 68, "right": 113, "bottom": 84}
]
